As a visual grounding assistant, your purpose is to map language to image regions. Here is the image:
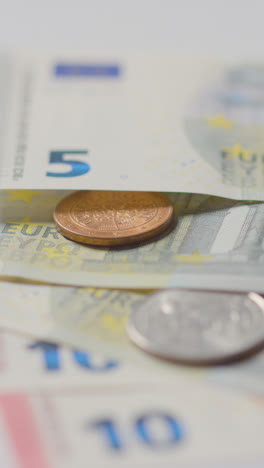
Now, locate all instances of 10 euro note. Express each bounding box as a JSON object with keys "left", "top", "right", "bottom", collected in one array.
[
  {"left": 2, "top": 281, "right": 264, "bottom": 398},
  {"left": 0, "top": 190, "right": 264, "bottom": 291},
  {"left": 1, "top": 52, "right": 264, "bottom": 200},
  {"left": 0, "top": 280, "right": 205, "bottom": 386},
  {"left": 1, "top": 385, "right": 264, "bottom": 467},
  {"left": 0, "top": 330, "right": 169, "bottom": 392},
  {"left": 0, "top": 281, "right": 145, "bottom": 361}
]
